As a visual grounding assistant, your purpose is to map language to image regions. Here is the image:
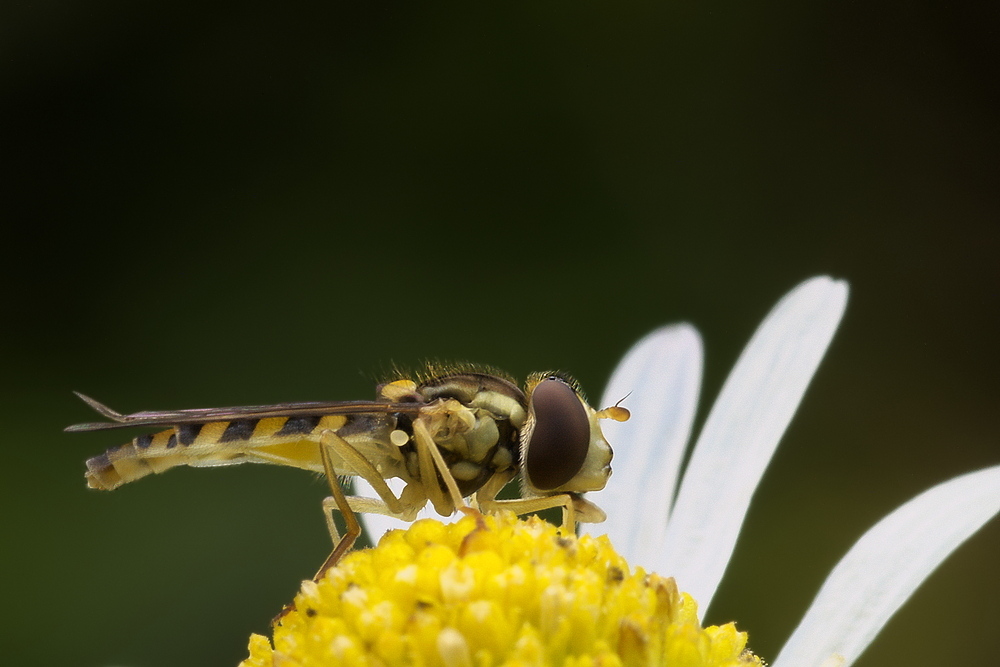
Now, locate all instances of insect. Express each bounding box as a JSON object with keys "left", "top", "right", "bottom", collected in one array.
[{"left": 67, "top": 367, "right": 630, "bottom": 578}]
